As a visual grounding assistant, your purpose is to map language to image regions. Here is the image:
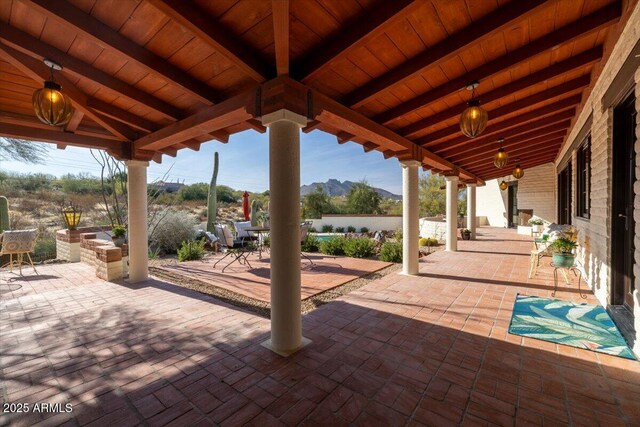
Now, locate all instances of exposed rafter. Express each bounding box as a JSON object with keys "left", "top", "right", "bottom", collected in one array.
[
  {"left": 0, "top": 44, "right": 137, "bottom": 141},
  {"left": 343, "top": 0, "right": 548, "bottom": 107},
  {"left": 272, "top": 0, "right": 290, "bottom": 76},
  {"left": 147, "top": 0, "right": 270, "bottom": 81},
  {"left": 474, "top": 155, "right": 558, "bottom": 179},
  {"left": 397, "top": 48, "right": 602, "bottom": 138},
  {"left": 462, "top": 137, "right": 565, "bottom": 169},
  {"left": 417, "top": 79, "right": 587, "bottom": 145},
  {"left": 65, "top": 110, "right": 84, "bottom": 132},
  {"left": 23, "top": 0, "right": 221, "bottom": 105},
  {"left": 292, "top": 0, "right": 419, "bottom": 82},
  {"left": 372, "top": 2, "right": 621, "bottom": 124}
]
